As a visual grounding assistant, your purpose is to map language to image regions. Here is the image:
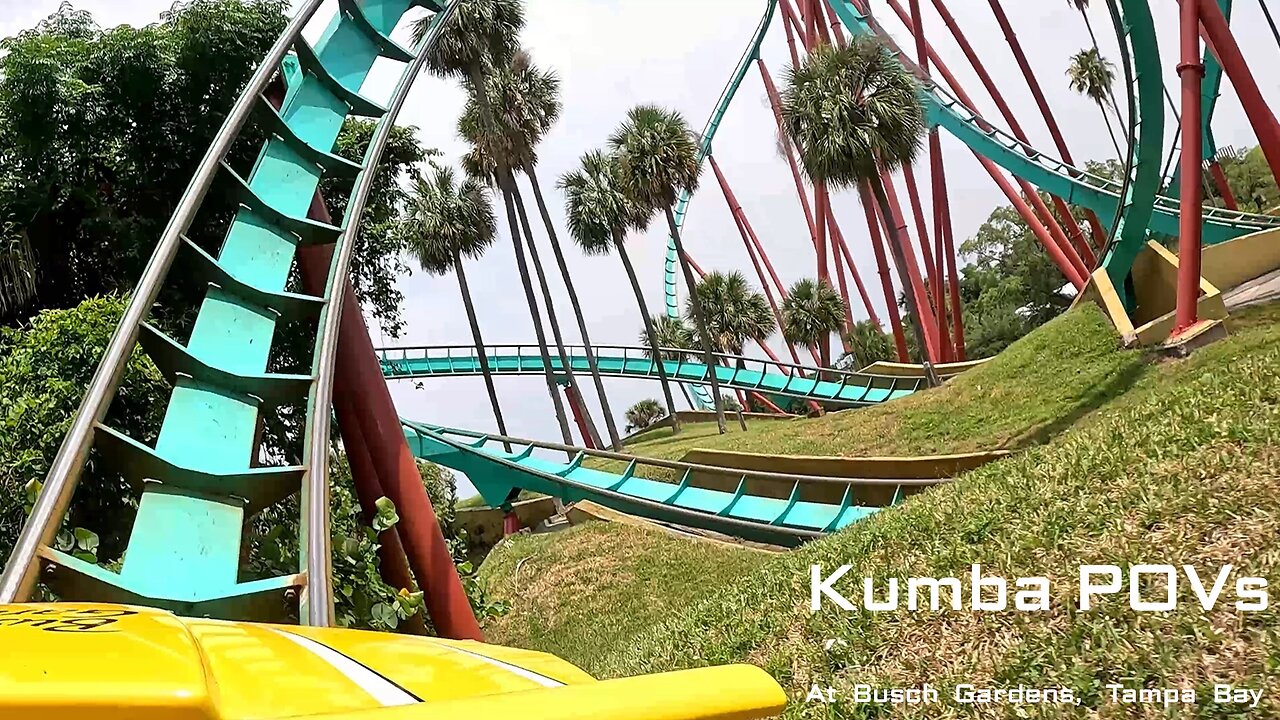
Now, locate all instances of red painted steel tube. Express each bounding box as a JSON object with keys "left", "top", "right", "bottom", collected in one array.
[
  {"left": 780, "top": 0, "right": 811, "bottom": 52},
  {"left": 986, "top": 0, "right": 1108, "bottom": 250},
  {"left": 822, "top": 0, "right": 848, "bottom": 47},
  {"left": 810, "top": 0, "right": 834, "bottom": 46},
  {"left": 502, "top": 512, "right": 521, "bottom": 537},
  {"left": 334, "top": 393, "right": 427, "bottom": 636},
  {"left": 1207, "top": 160, "right": 1239, "bottom": 210},
  {"left": 900, "top": 162, "right": 938, "bottom": 299},
  {"left": 814, "top": 180, "right": 831, "bottom": 283},
  {"left": 1197, "top": 0, "right": 1280, "bottom": 187},
  {"left": 977, "top": 155, "right": 1087, "bottom": 289},
  {"left": 927, "top": 133, "right": 951, "bottom": 360},
  {"left": 758, "top": 60, "right": 819, "bottom": 246},
  {"left": 779, "top": 0, "right": 804, "bottom": 68},
  {"left": 1174, "top": 0, "right": 1207, "bottom": 335},
  {"left": 926, "top": 0, "right": 1092, "bottom": 269},
  {"left": 299, "top": 251, "right": 482, "bottom": 640},
  {"left": 827, "top": 203, "right": 882, "bottom": 328},
  {"left": 931, "top": 131, "right": 965, "bottom": 360},
  {"left": 881, "top": 172, "right": 940, "bottom": 363},
  {"left": 859, "top": 183, "right": 911, "bottom": 361},
  {"left": 708, "top": 156, "right": 813, "bottom": 366},
  {"left": 876, "top": 0, "right": 1088, "bottom": 286},
  {"left": 827, "top": 205, "right": 857, "bottom": 350},
  {"left": 297, "top": 207, "right": 480, "bottom": 639},
  {"left": 563, "top": 384, "right": 596, "bottom": 449}
]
